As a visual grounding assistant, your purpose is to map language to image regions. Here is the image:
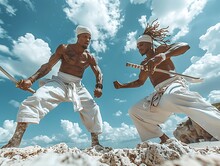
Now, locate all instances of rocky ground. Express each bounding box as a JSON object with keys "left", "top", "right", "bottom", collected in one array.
[{"left": 0, "top": 139, "right": 220, "bottom": 166}]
